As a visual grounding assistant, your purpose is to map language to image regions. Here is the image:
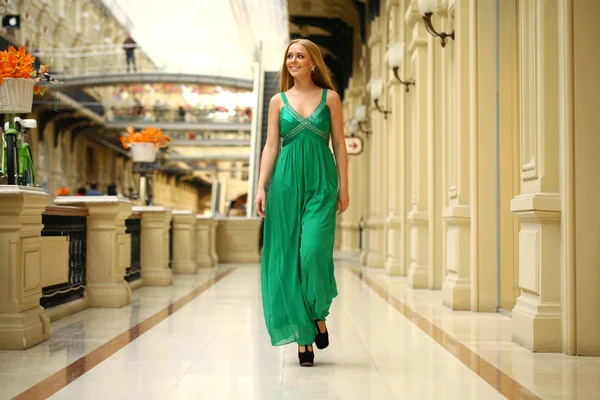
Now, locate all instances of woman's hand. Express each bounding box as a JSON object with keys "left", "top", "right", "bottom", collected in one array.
[
  {"left": 337, "top": 189, "right": 349, "bottom": 215},
  {"left": 255, "top": 188, "right": 267, "bottom": 218}
]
